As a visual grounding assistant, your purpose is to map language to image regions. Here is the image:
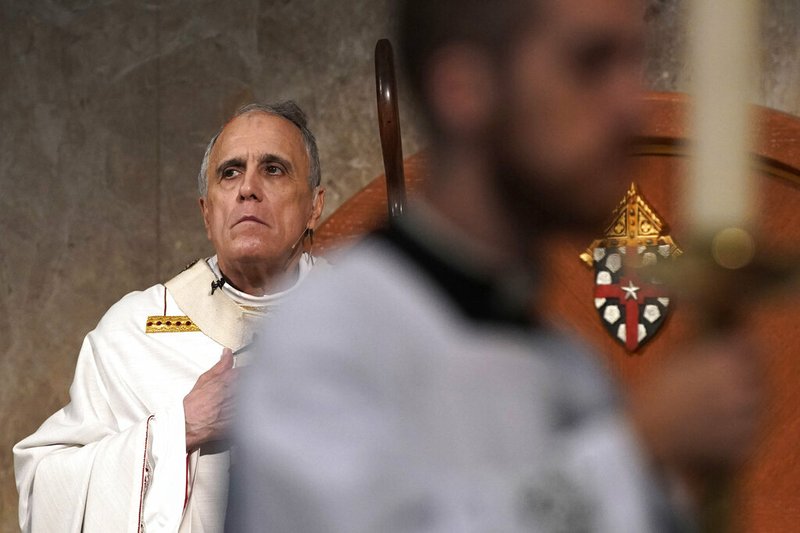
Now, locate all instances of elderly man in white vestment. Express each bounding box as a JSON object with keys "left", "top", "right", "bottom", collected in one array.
[
  {"left": 228, "top": 1, "right": 762, "bottom": 532},
  {"left": 14, "top": 101, "right": 326, "bottom": 532}
]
